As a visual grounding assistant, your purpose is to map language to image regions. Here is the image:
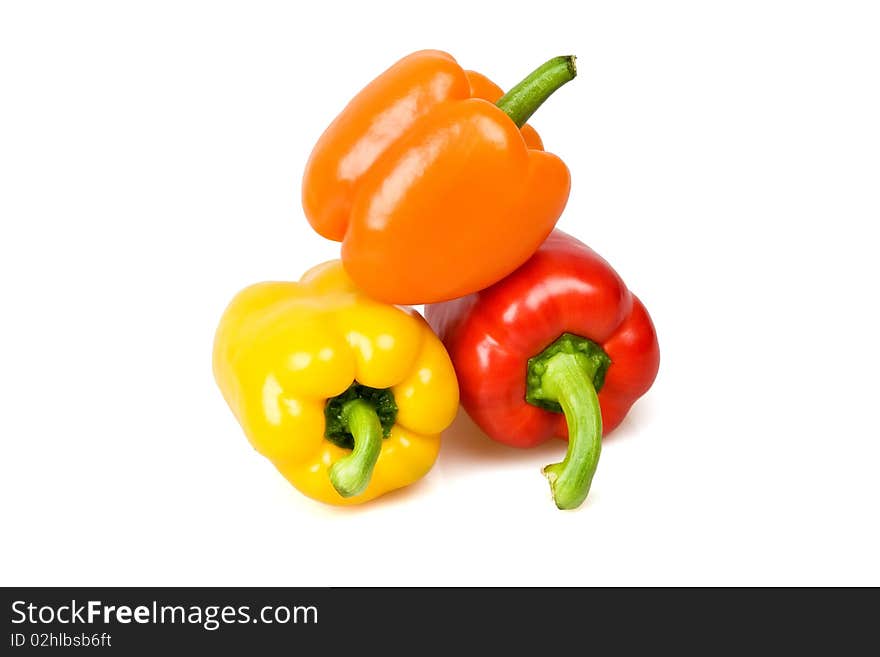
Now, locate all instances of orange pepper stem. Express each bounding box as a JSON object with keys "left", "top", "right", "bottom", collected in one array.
[{"left": 496, "top": 55, "right": 577, "bottom": 128}]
